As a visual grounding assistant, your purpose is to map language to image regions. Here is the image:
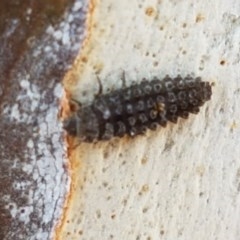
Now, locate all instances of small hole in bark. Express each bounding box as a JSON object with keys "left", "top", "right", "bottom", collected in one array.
[{"left": 220, "top": 60, "right": 226, "bottom": 65}]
